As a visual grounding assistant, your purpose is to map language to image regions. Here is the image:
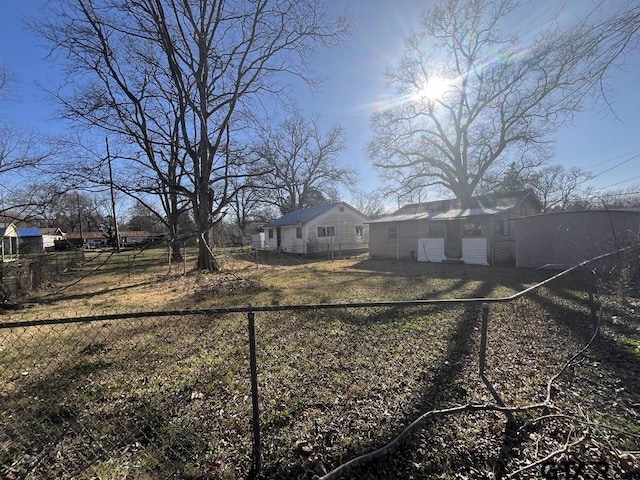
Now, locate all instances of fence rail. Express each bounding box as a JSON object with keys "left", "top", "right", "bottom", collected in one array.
[{"left": 0, "top": 248, "right": 635, "bottom": 479}]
